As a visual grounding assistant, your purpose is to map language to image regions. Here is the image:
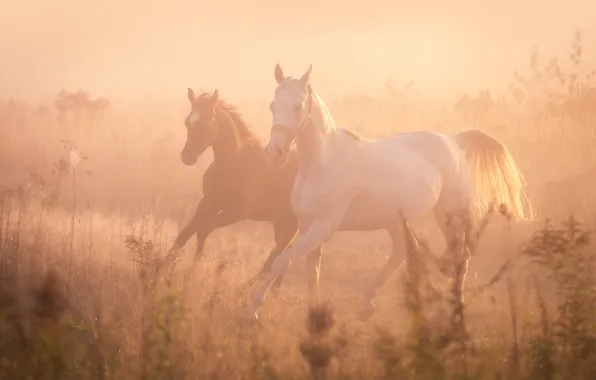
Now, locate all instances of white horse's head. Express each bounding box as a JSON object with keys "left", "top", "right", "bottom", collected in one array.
[{"left": 265, "top": 63, "right": 314, "bottom": 163}]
